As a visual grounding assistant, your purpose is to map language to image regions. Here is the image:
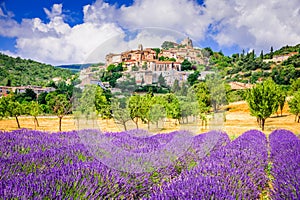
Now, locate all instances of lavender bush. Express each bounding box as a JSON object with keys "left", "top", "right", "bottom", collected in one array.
[
  {"left": 0, "top": 128, "right": 298, "bottom": 199},
  {"left": 269, "top": 129, "right": 300, "bottom": 200}
]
